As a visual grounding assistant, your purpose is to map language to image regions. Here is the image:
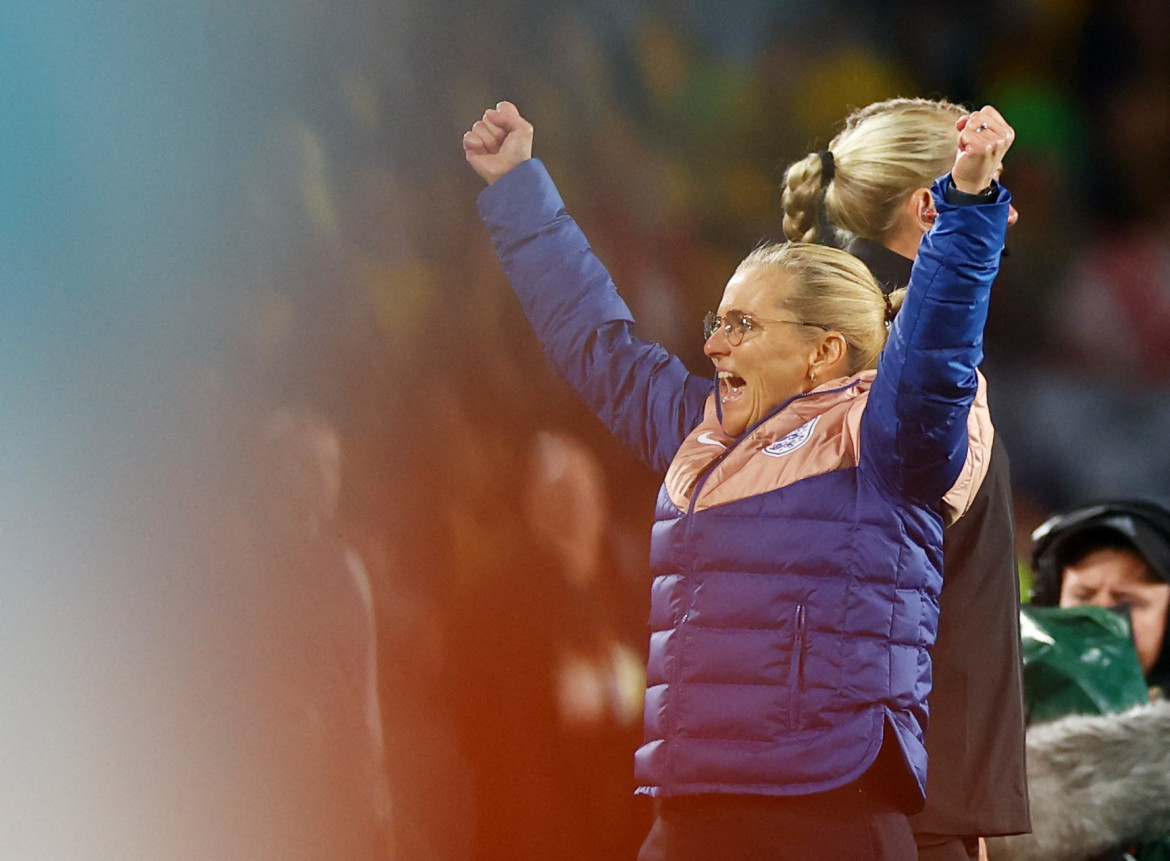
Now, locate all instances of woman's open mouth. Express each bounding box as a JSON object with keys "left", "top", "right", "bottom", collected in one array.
[{"left": 718, "top": 371, "right": 745, "bottom": 404}]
